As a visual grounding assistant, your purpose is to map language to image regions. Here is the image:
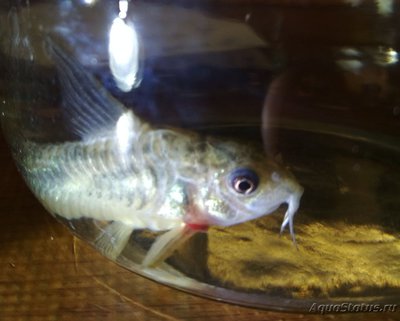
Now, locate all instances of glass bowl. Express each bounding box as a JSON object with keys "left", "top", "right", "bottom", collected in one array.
[{"left": 1, "top": 0, "right": 399, "bottom": 312}]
